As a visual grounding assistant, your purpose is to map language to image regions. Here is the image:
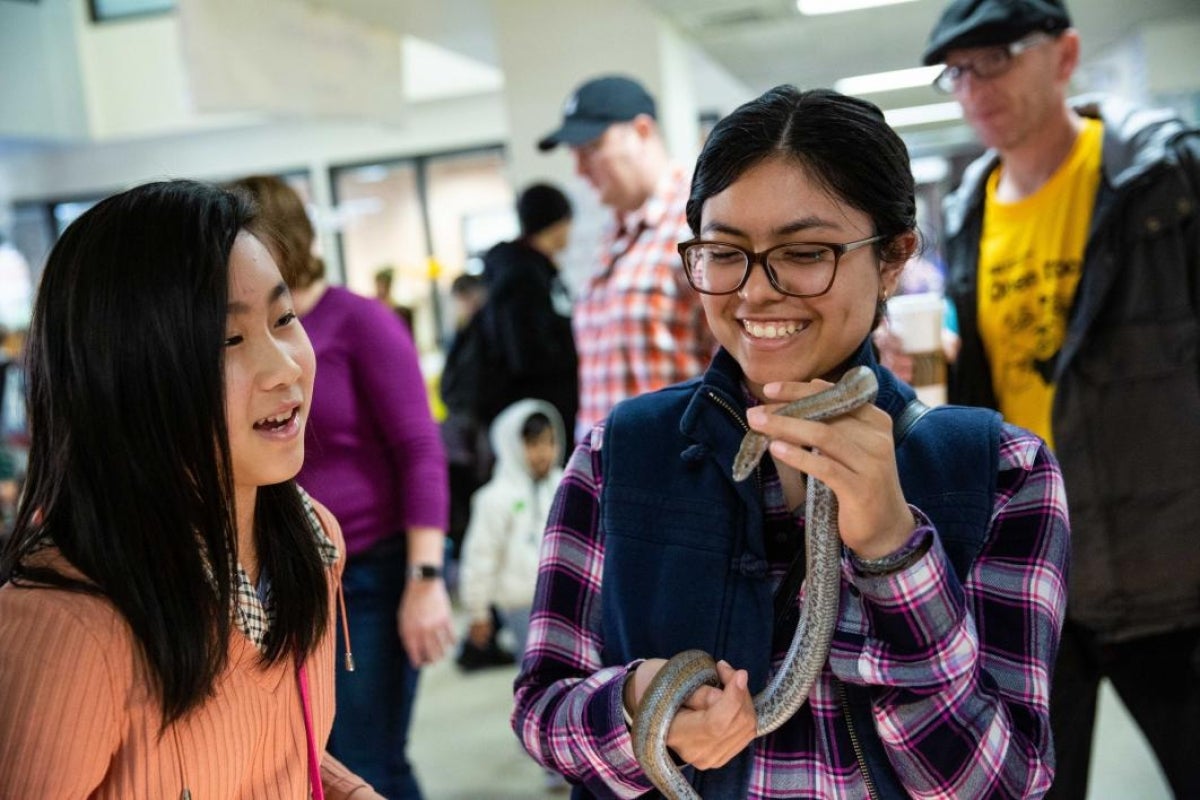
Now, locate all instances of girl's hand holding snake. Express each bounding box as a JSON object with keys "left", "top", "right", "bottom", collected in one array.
[
  {"left": 747, "top": 379, "right": 915, "bottom": 560},
  {"left": 627, "top": 658, "right": 757, "bottom": 771}
]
